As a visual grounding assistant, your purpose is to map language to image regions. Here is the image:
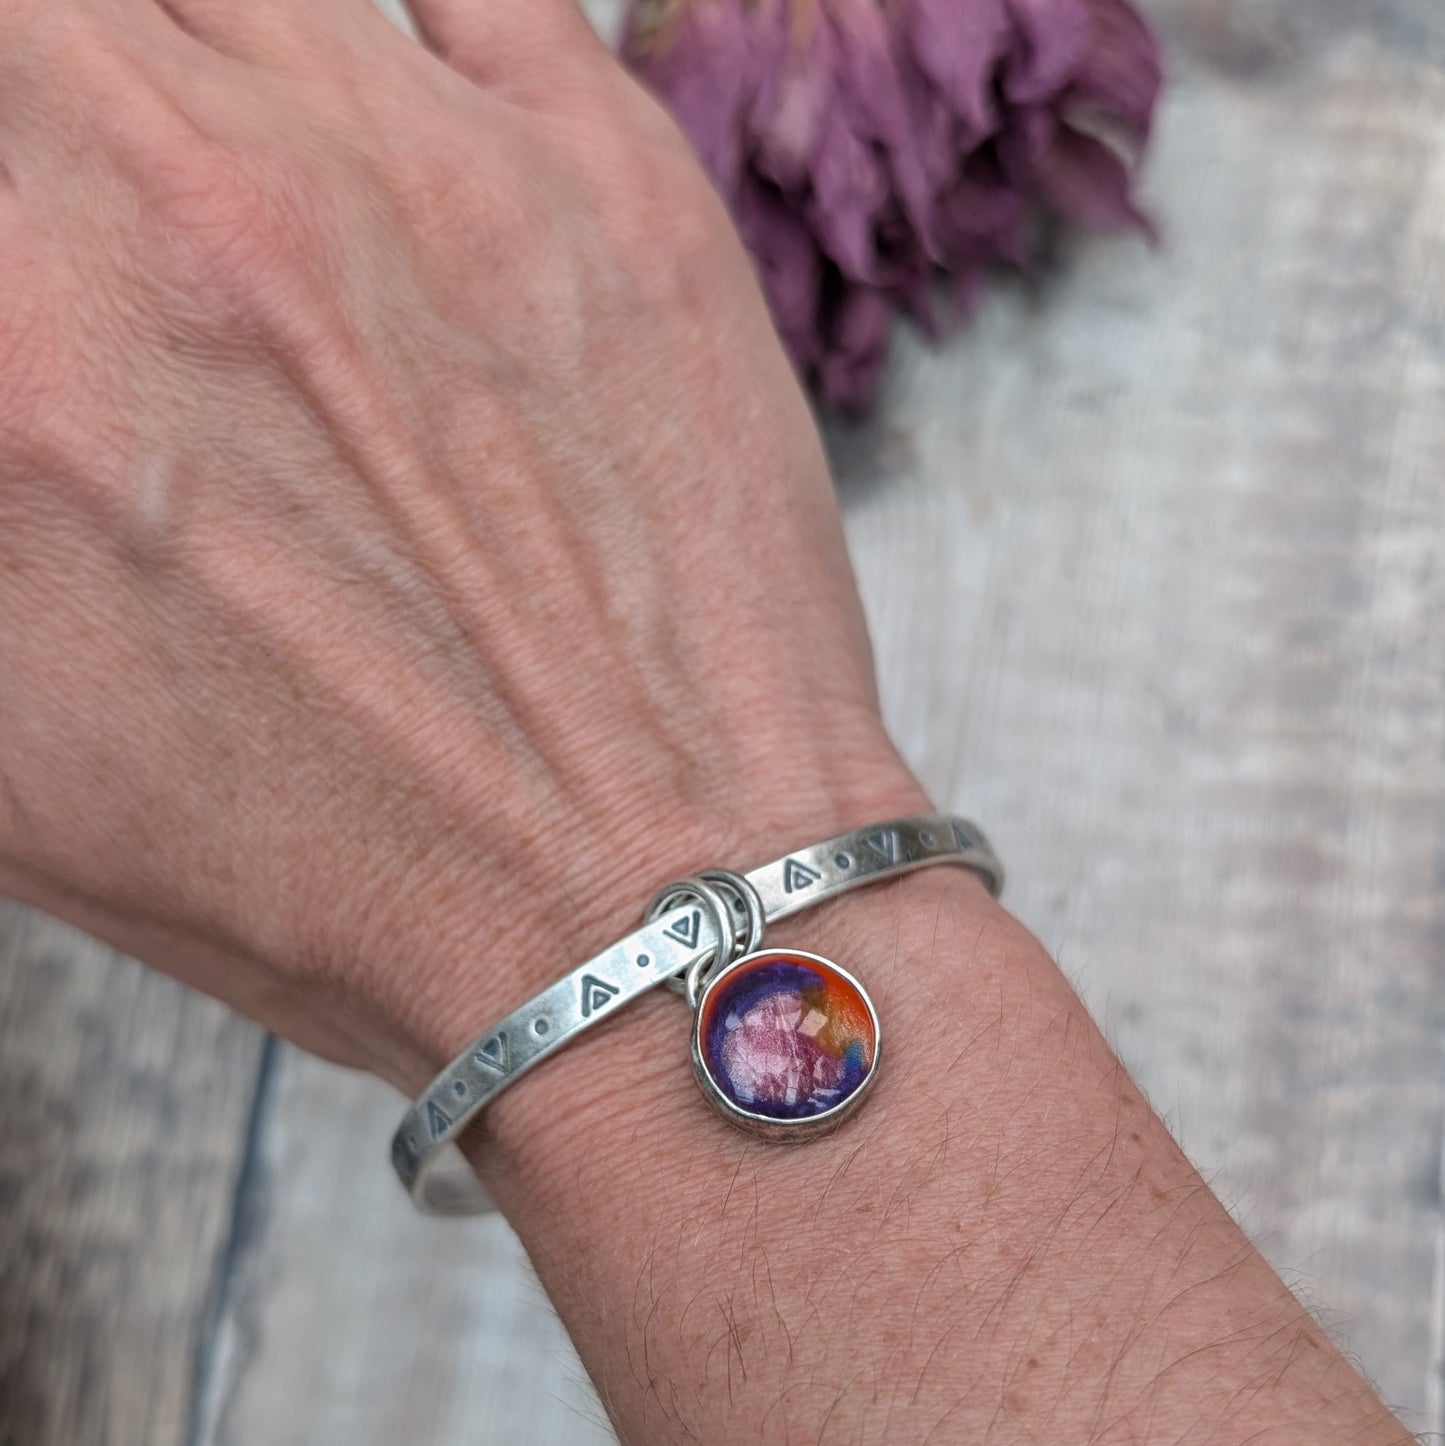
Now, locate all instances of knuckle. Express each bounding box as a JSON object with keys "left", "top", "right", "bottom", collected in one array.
[
  {"left": 582, "top": 117, "right": 735, "bottom": 297},
  {"left": 14, "top": 17, "right": 338, "bottom": 309},
  {"left": 148, "top": 142, "right": 336, "bottom": 307},
  {"left": 386, "top": 132, "right": 532, "bottom": 261},
  {"left": 157, "top": 142, "right": 312, "bottom": 269},
  {"left": 30, "top": 10, "right": 135, "bottom": 93}
]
